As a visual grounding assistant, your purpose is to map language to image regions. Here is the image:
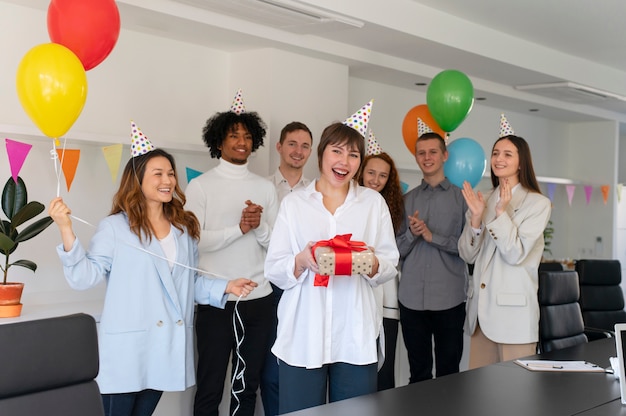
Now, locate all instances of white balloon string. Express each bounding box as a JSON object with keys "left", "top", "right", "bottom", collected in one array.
[
  {"left": 50, "top": 140, "right": 61, "bottom": 197},
  {"left": 231, "top": 293, "right": 246, "bottom": 416},
  {"left": 68, "top": 215, "right": 232, "bottom": 279}
]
